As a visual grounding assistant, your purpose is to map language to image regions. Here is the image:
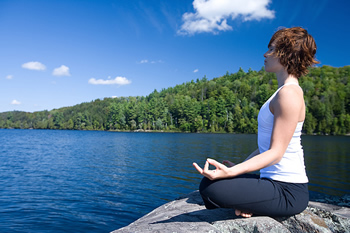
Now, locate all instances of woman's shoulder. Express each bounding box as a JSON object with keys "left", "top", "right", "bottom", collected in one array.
[
  {"left": 271, "top": 84, "right": 304, "bottom": 113},
  {"left": 278, "top": 84, "right": 303, "bottom": 97}
]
